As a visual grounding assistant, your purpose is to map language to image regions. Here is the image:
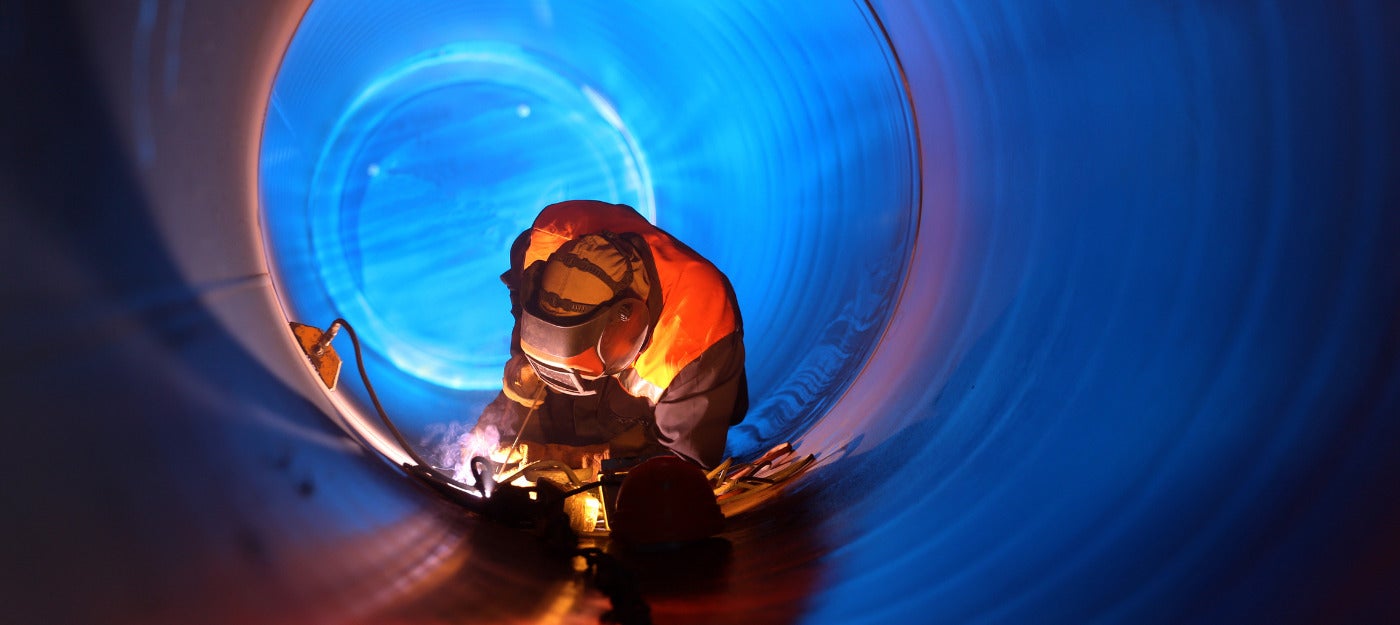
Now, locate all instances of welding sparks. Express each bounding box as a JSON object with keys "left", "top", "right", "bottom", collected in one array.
[
  {"left": 422, "top": 420, "right": 534, "bottom": 491},
  {"left": 424, "top": 421, "right": 501, "bottom": 486}
]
